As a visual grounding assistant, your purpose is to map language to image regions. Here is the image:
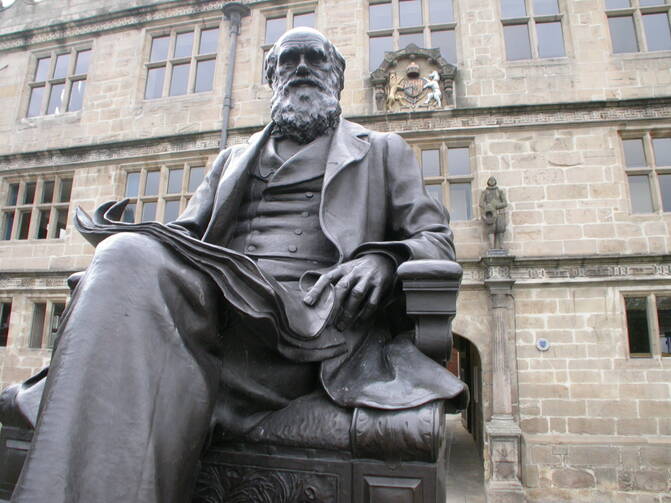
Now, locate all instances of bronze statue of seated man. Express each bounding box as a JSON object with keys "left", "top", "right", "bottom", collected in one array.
[{"left": 9, "top": 28, "right": 467, "bottom": 503}]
